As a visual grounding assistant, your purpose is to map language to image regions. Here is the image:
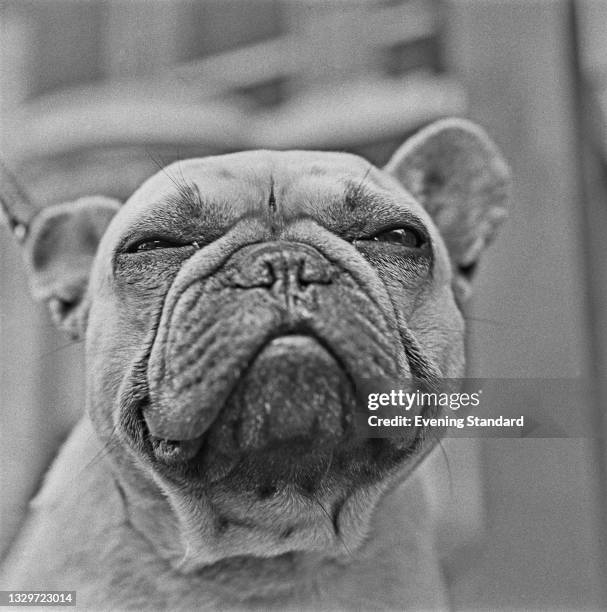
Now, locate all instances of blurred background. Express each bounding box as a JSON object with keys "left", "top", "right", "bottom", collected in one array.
[{"left": 1, "top": 0, "right": 607, "bottom": 609}]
